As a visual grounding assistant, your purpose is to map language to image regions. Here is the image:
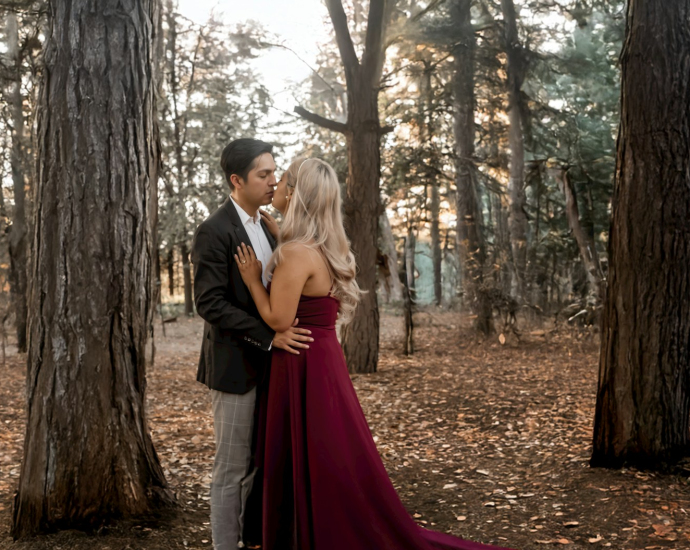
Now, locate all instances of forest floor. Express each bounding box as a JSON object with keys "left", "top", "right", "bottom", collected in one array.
[{"left": 1, "top": 310, "right": 689, "bottom": 550}]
